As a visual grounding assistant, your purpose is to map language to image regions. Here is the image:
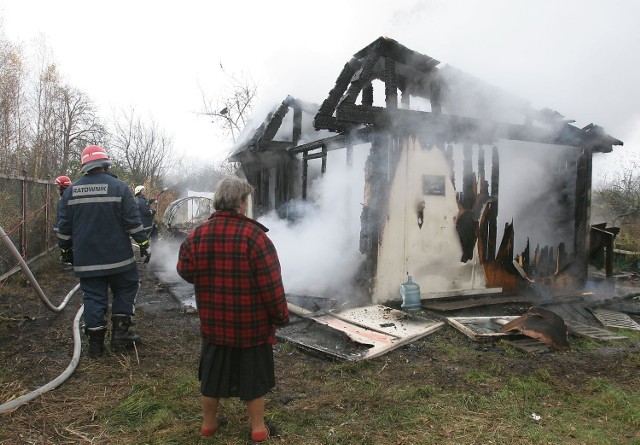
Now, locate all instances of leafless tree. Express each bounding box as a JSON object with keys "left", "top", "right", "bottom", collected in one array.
[
  {"left": 27, "top": 55, "right": 105, "bottom": 178},
  {"left": 0, "top": 34, "right": 28, "bottom": 175},
  {"left": 110, "top": 108, "right": 174, "bottom": 188},
  {"left": 593, "top": 161, "right": 640, "bottom": 226},
  {"left": 199, "top": 63, "right": 258, "bottom": 142},
  {"left": 29, "top": 41, "right": 60, "bottom": 178},
  {"left": 57, "top": 85, "right": 106, "bottom": 173}
]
